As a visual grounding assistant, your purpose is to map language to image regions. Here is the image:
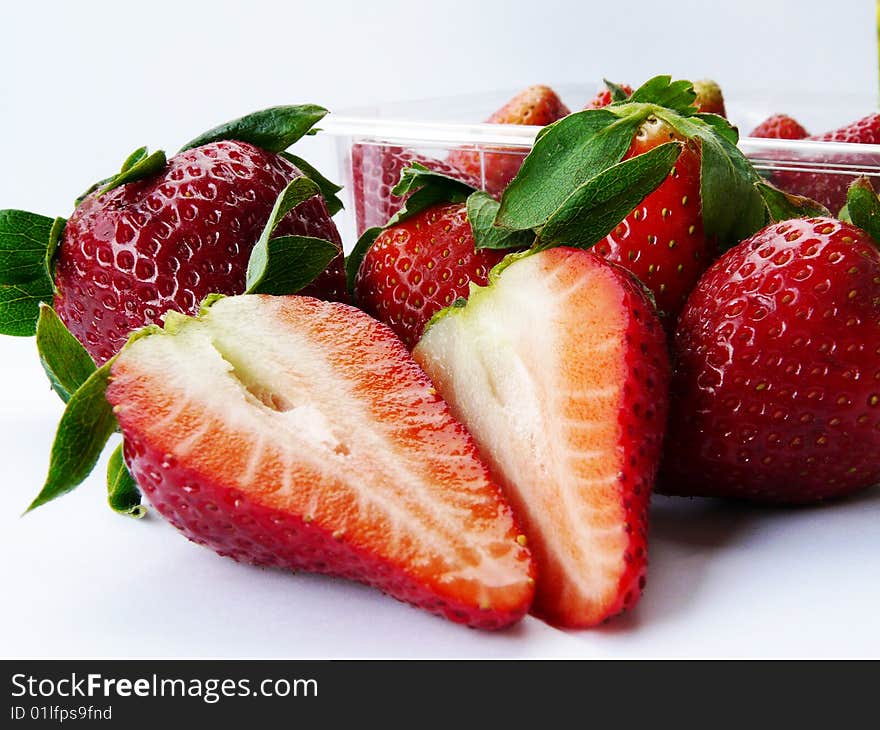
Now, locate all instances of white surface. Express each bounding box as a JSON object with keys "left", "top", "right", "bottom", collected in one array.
[
  {"left": 1, "top": 0, "right": 879, "bottom": 659},
  {"left": 1, "top": 335, "right": 878, "bottom": 659}
]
